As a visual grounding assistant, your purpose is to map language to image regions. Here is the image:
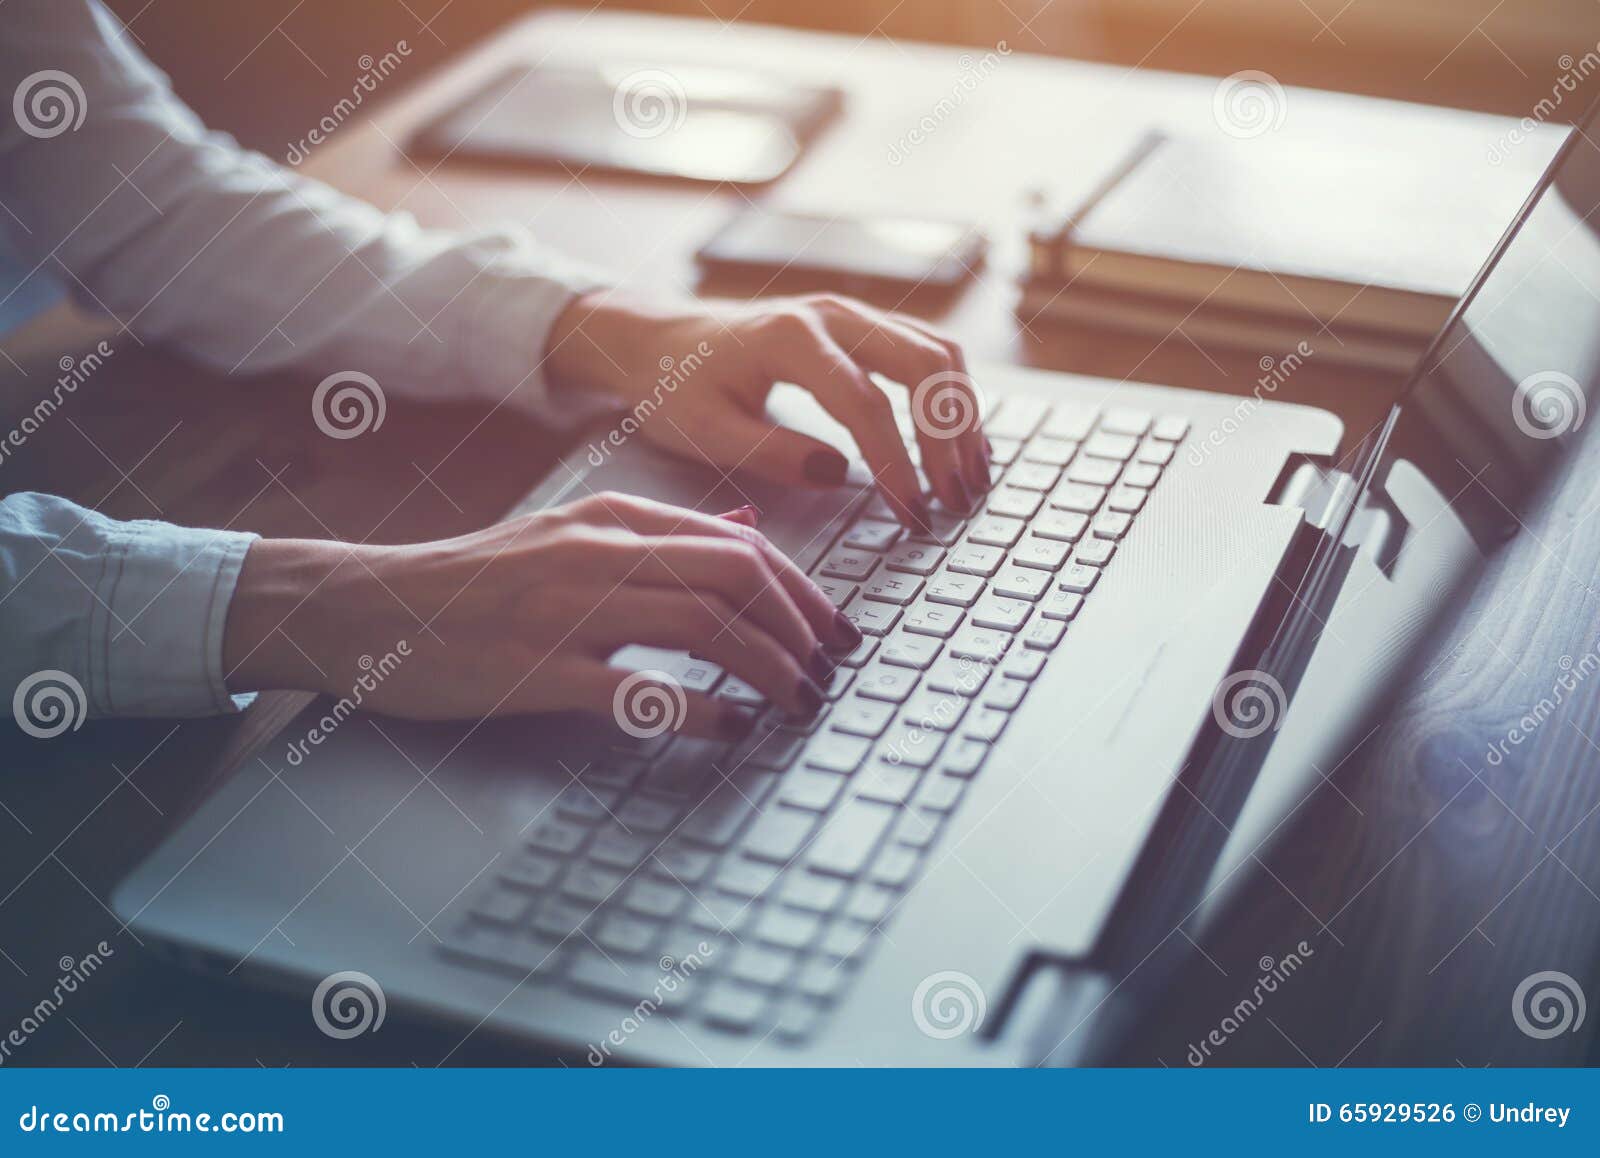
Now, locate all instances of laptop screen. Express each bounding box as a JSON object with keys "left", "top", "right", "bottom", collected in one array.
[{"left": 1386, "top": 108, "right": 1600, "bottom": 538}]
